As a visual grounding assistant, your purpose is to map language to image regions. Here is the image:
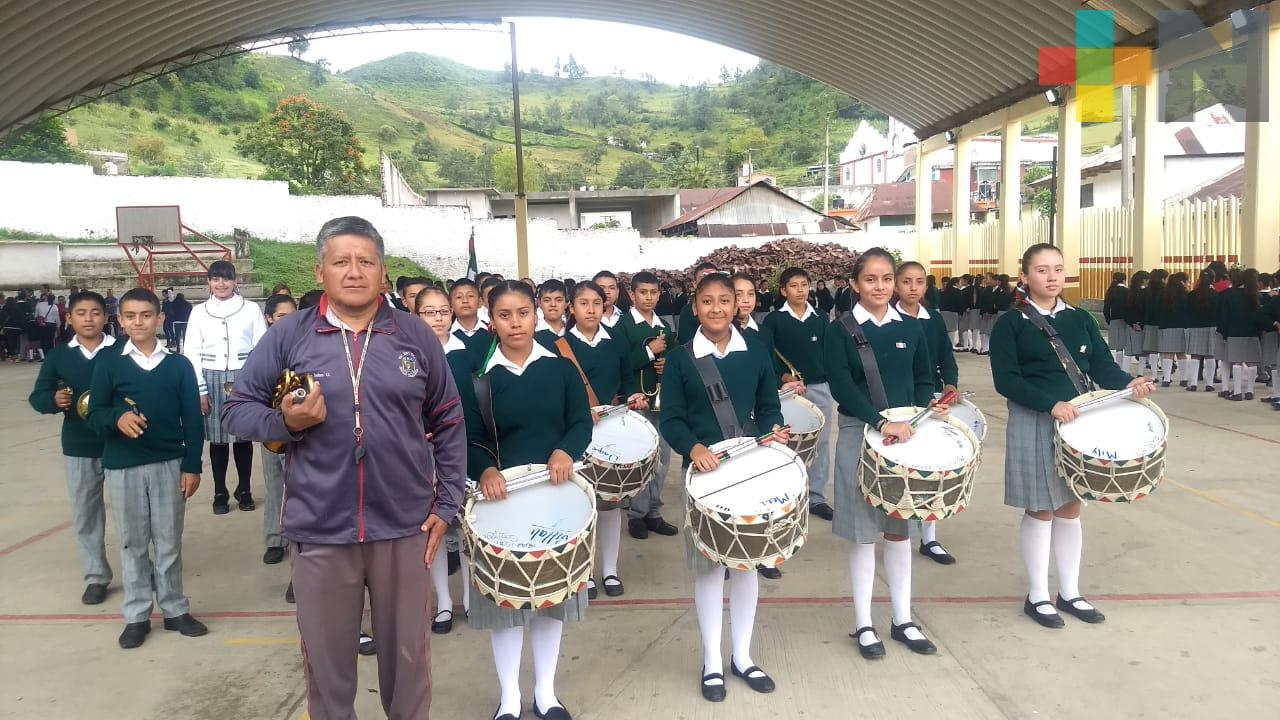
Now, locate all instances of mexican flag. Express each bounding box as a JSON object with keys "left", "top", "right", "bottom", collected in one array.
[{"left": 466, "top": 227, "right": 478, "bottom": 281}]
